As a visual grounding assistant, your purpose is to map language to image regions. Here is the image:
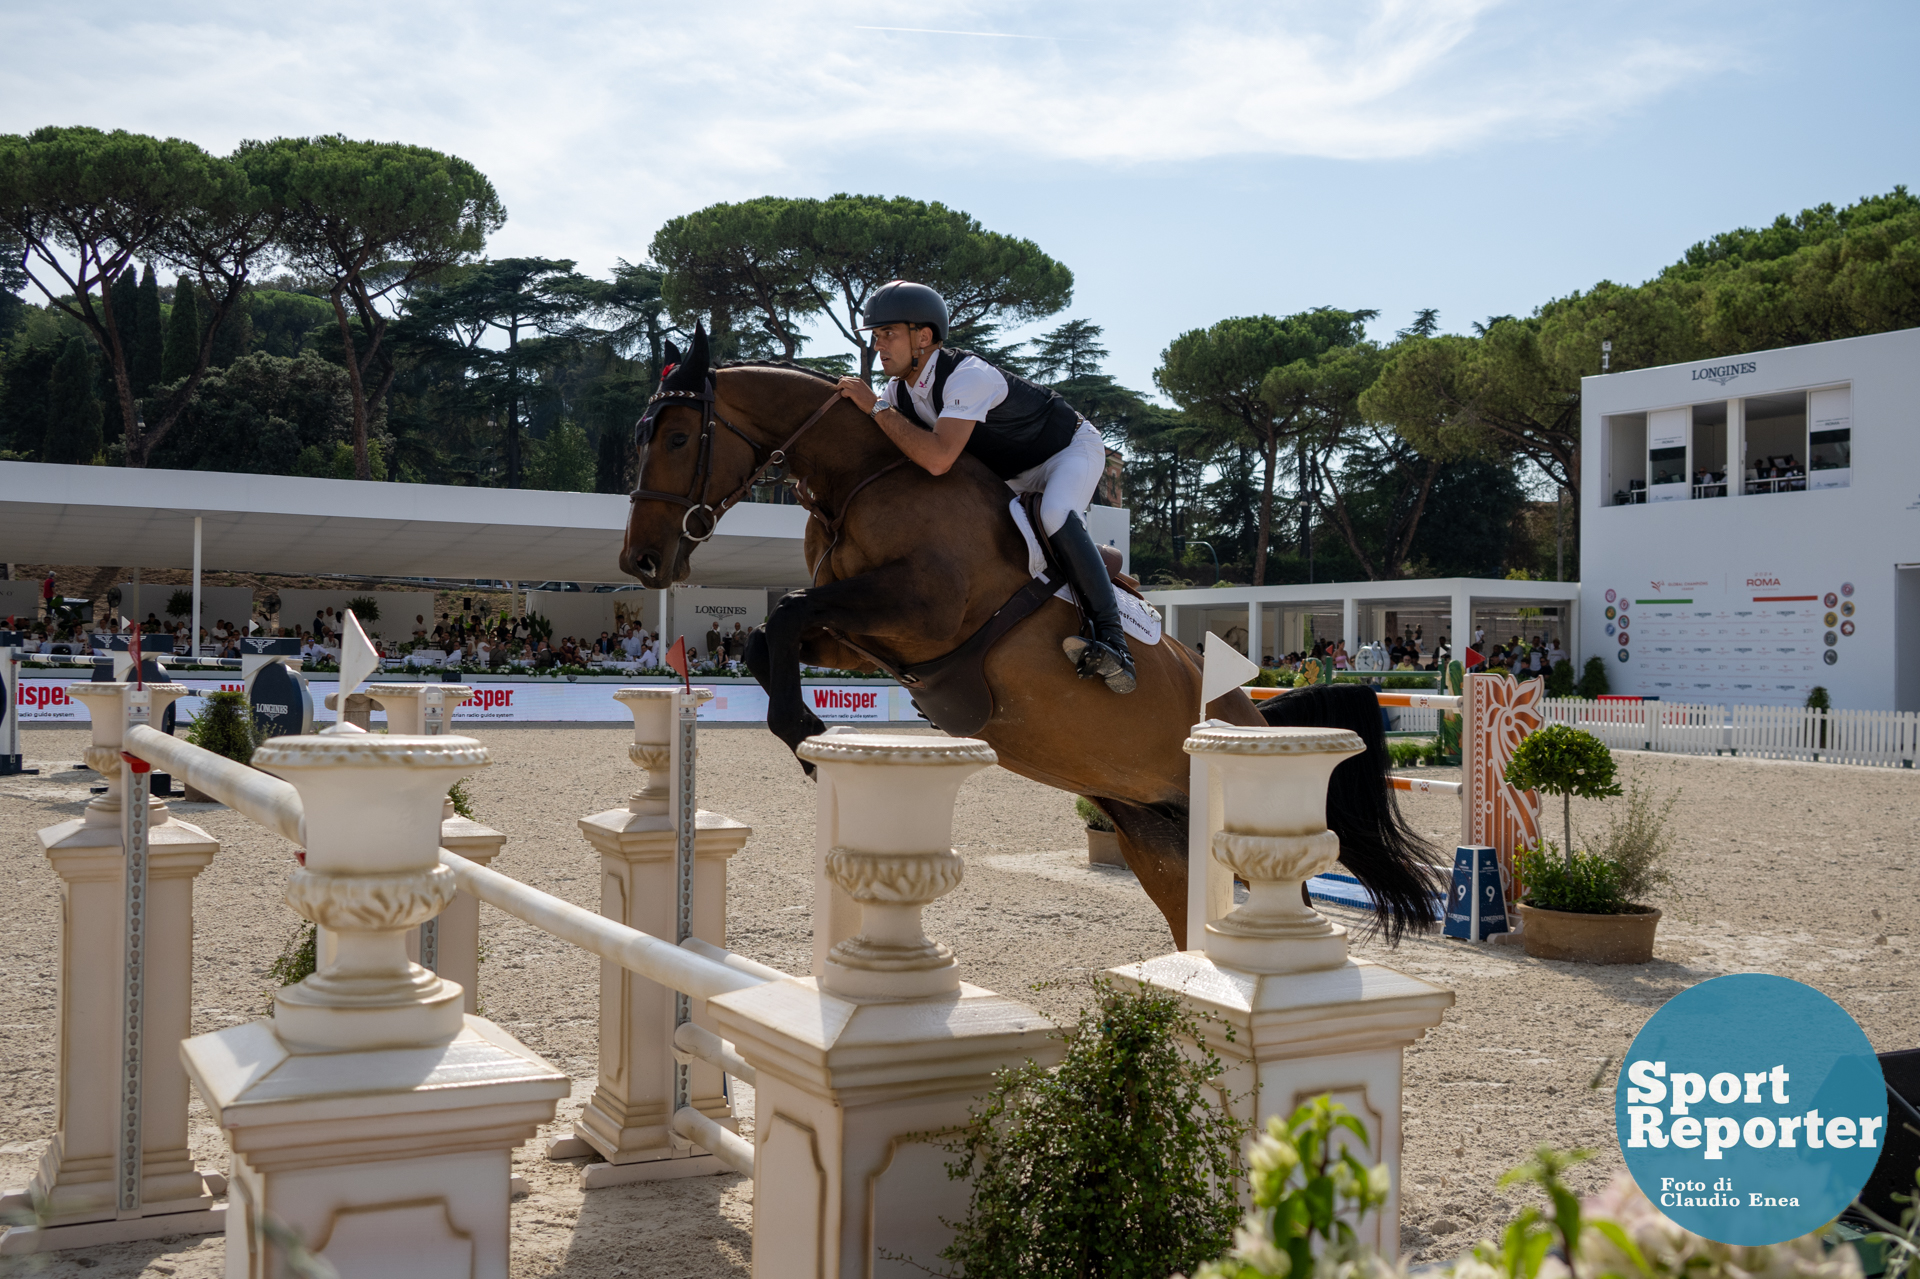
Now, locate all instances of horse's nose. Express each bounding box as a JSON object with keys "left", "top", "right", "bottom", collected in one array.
[{"left": 621, "top": 547, "right": 660, "bottom": 584}]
